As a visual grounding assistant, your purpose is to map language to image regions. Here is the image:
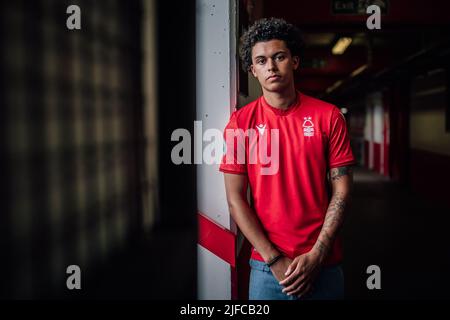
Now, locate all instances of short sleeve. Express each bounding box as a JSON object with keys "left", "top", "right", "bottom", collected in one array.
[
  {"left": 328, "top": 107, "right": 355, "bottom": 169},
  {"left": 219, "top": 112, "right": 247, "bottom": 175}
]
